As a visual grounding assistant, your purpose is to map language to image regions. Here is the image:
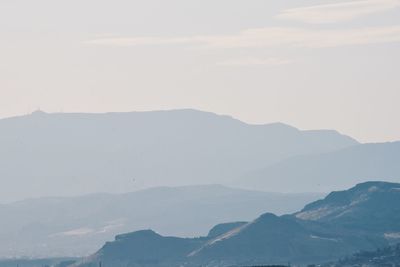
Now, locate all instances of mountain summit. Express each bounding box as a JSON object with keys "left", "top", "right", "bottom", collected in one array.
[{"left": 296, "top": 181, "right": 400, "bottom": 232}]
